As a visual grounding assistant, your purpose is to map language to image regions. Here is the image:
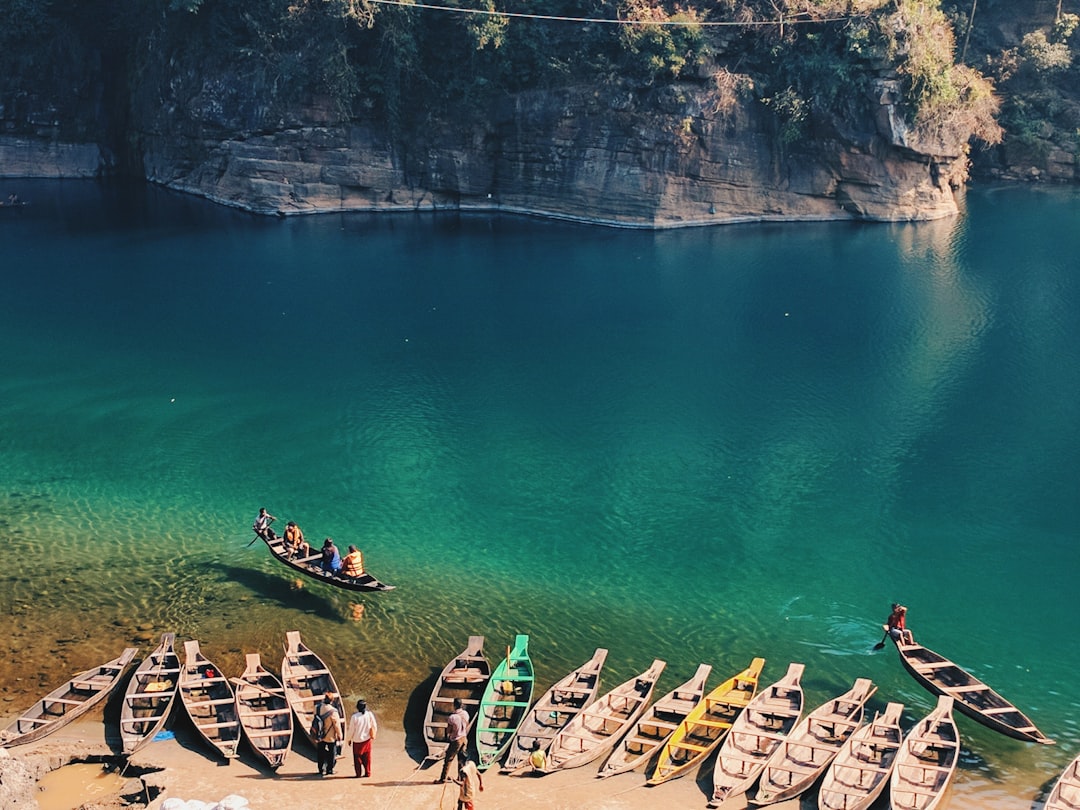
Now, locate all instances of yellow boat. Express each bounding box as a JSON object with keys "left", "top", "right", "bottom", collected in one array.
[{"left": 646, "top": 657, "right": 765, "bottom": 786}]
